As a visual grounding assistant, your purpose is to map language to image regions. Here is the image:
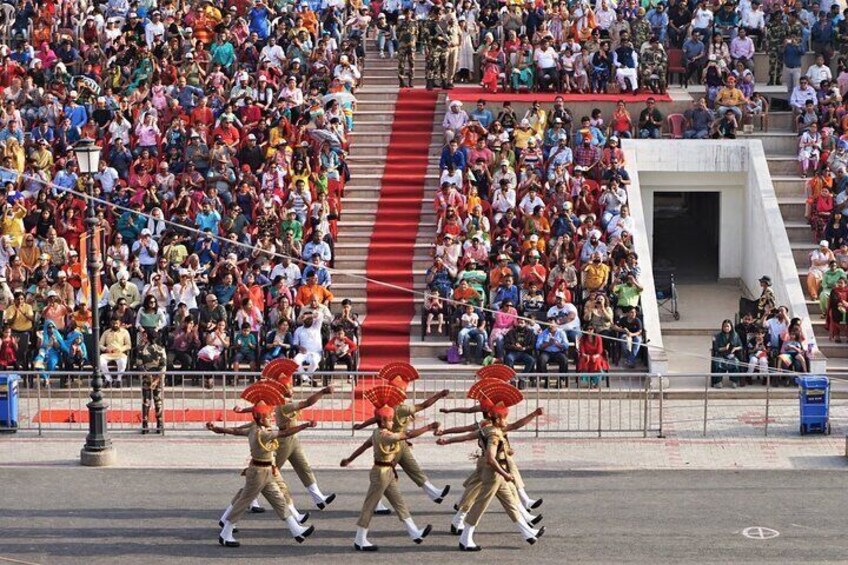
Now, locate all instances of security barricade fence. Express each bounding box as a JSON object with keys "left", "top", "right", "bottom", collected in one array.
[{"left": 4, "top": 371, "right": 847, "bottom": 438}]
